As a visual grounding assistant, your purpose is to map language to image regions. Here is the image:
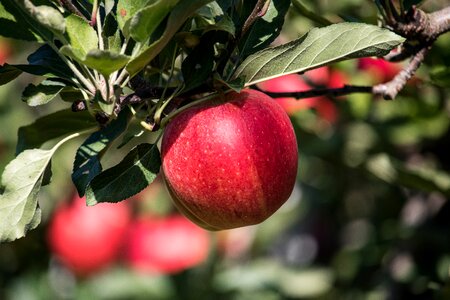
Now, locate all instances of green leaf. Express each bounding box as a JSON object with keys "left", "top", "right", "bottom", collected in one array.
[
  {"left": 105, "top": 0, "right": 116, "bottom": 16},
  {"left": 65, "top": 14, "right": 98, "bottom": 57},
  {"left": 239, "top": 0, "right": 291, "bottom": 59},
  {"left": 108, "top": 30, "right": 123, "bottom": 53},
  {"left": 116, "top": 0, "right": 151, "bottom": 34},
  {"left": 27, "top": 44, "right": 74, "bottom": 79},
  {"left": 234, "top": 22, "right": 405, "bottom": 86},
  {"left": 86, "top": 143, "right": 161, "bottom": 205},
  {"left": 22, "top": 80, "right": 66, "bottom": 106},
  {"left": 0, "top": 44, "right": 74, "bottom": 84},
  {"left": 61, "top": 46, "right": 130, "bottom": 77},
  {"left": 129, "top": 0, "right": 179, "bottom": 43},
  {"left": 0, "top": 64, "right": 22, "bottom": 86},
  {"left": 202, "top": 14, "right": 235, "bottom": 36},
  {"left": 126, "top": 0, "right": 214, "bottom": 77},
  {"left": 16, "top": 109, "right": 97, "bottom": 155},
  {"left": 117, "top": 118, "right": 145, "bottom": 149},
  {"left": 59, "top": 86, "right": 84, "bottom": 102},
  {"left": 197, "top": 1, "right": 230, "bottom": 19},
  {"left": 366, "top": 154, "right": 450, "bottom": 196},
  {"left": 216, "top": 75, "right": 245, "bottom": 93},
  {"left": 0, "top": 134, "right": 78, "bottom": 242},
  {"left": 72, "top": 109, "right": 131, "bottom": 197},
  {"left": 0, "top": 1, "right": 43, "bottom": 41},
  {"left": 17, "top": 0, "right": 65, "bottom": 36}
]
